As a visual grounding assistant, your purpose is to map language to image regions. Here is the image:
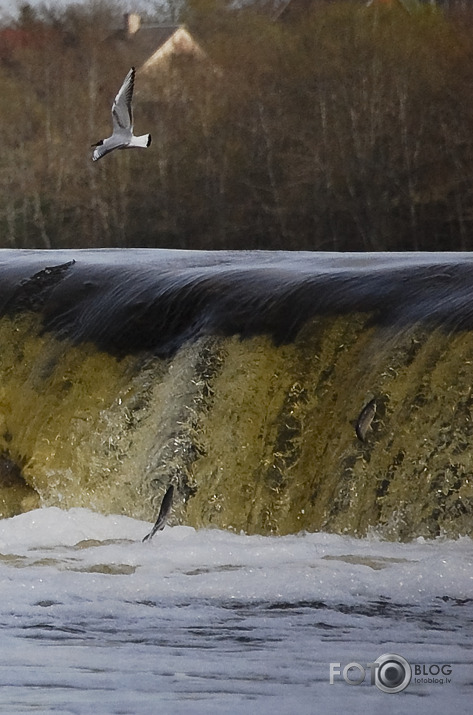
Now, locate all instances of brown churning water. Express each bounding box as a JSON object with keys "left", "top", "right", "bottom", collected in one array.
[{"left": 0, "top": 250, "right": 472, "bottom": 540}]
